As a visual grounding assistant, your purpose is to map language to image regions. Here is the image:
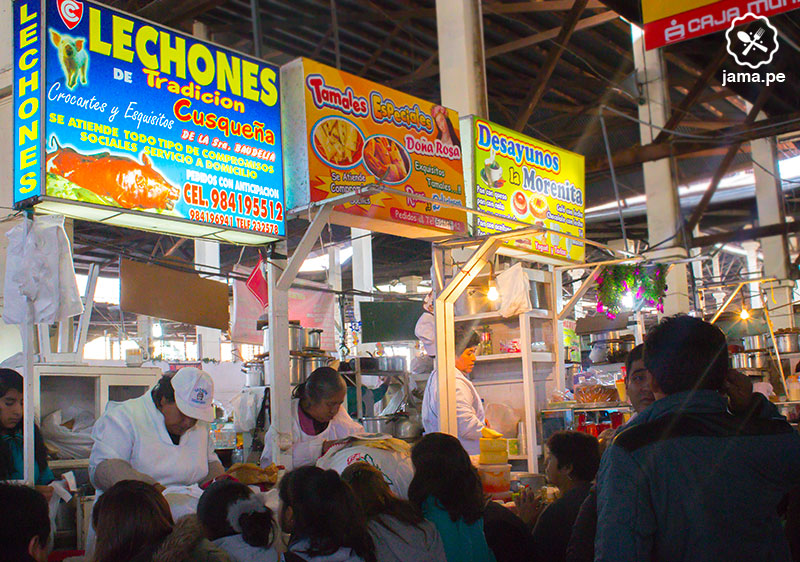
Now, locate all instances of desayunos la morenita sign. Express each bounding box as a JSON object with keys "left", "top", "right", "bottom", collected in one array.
[
  {"left": 13, "top": 0, "right": 284, "bottom": 243},
  {"left": 471, "top": 118, "right": 585, "bottom": 263}
]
